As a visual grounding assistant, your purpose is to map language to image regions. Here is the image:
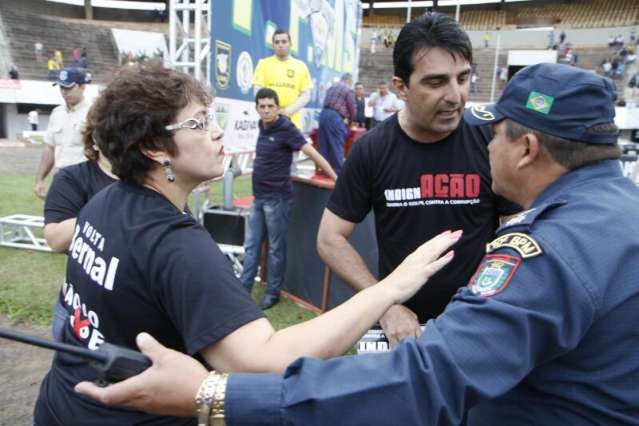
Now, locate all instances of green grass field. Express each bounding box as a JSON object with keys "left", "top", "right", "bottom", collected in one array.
[{"left": 0, "top": 175, "right": 316, "bottom": 328}]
